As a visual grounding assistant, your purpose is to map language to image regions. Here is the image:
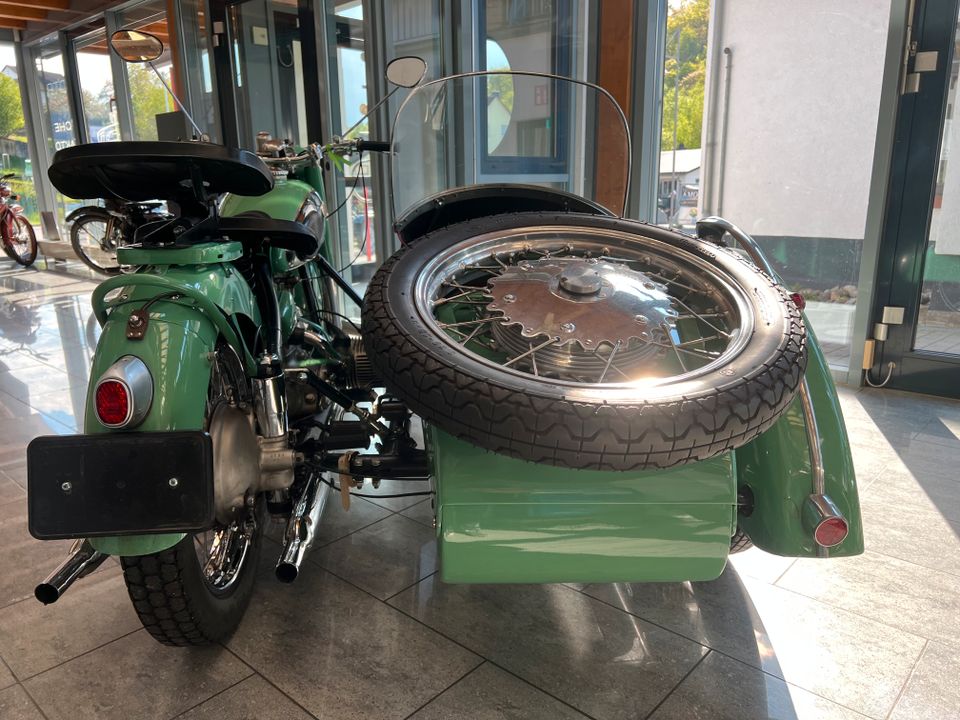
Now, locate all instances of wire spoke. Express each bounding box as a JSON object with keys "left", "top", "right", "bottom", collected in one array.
[
  {"left": 597, "top": 340, "right": 622, "bottom": 383},
  {"left": 503, "top": 336, "right": 560, "bottom": 367},
  {"left": 671, "top": 295, "right": 732, "bottom": 338}
]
